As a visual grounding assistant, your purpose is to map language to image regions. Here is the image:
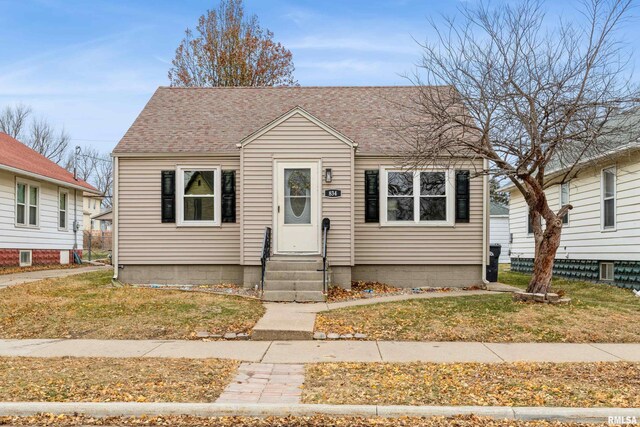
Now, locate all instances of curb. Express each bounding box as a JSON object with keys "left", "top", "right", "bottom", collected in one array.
[{"left": 0, "top": 402, "right": 638, "bottom": 422}]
